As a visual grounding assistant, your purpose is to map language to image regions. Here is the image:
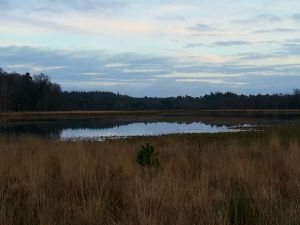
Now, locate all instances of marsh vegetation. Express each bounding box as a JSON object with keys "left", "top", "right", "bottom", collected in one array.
[{"left": 1, "top": 129, "right": 300, "bottom": 225}]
